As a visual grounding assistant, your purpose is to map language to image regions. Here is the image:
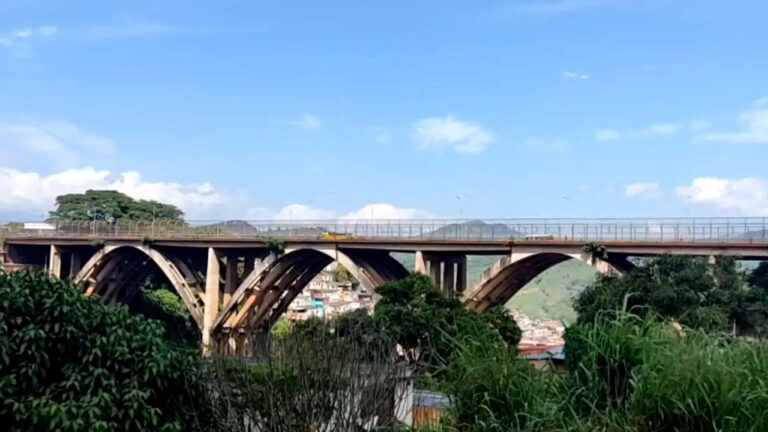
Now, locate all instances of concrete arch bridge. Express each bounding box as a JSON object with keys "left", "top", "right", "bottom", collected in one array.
[{"left": 4, "top": 218, "right": 768, "bottom": 354}]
